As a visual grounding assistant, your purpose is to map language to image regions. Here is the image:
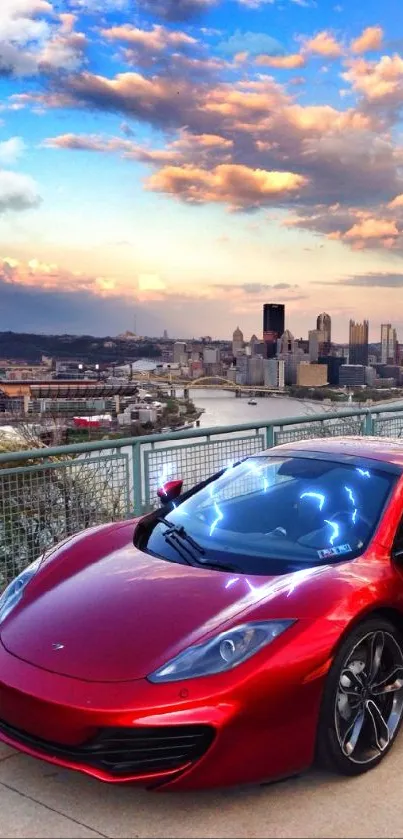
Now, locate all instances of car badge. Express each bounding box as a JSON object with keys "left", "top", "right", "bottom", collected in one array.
[{"left": 52, "top": 643, "right": 65, "bottom": 651}]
